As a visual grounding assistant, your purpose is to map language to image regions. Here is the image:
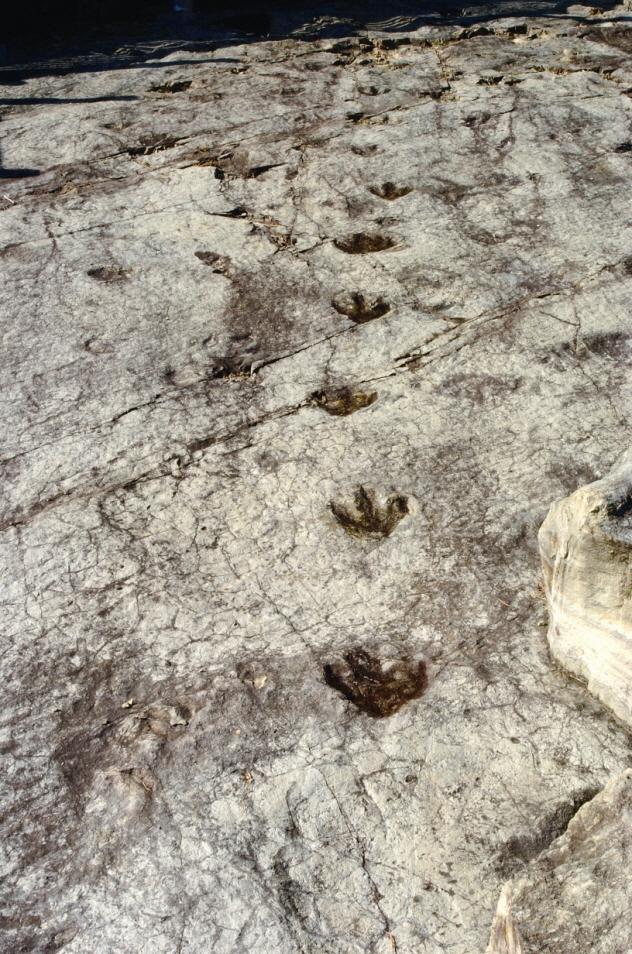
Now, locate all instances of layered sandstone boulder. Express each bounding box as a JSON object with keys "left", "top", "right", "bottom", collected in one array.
[{"left": 539, "top": 450, "right": 632, "bottom": 727}]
